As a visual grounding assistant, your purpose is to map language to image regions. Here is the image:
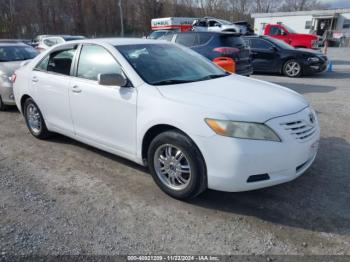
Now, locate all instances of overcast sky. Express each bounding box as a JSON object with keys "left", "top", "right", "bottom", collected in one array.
[{"left": 320, "top": 0, "right": 350, "bottom": 8}]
